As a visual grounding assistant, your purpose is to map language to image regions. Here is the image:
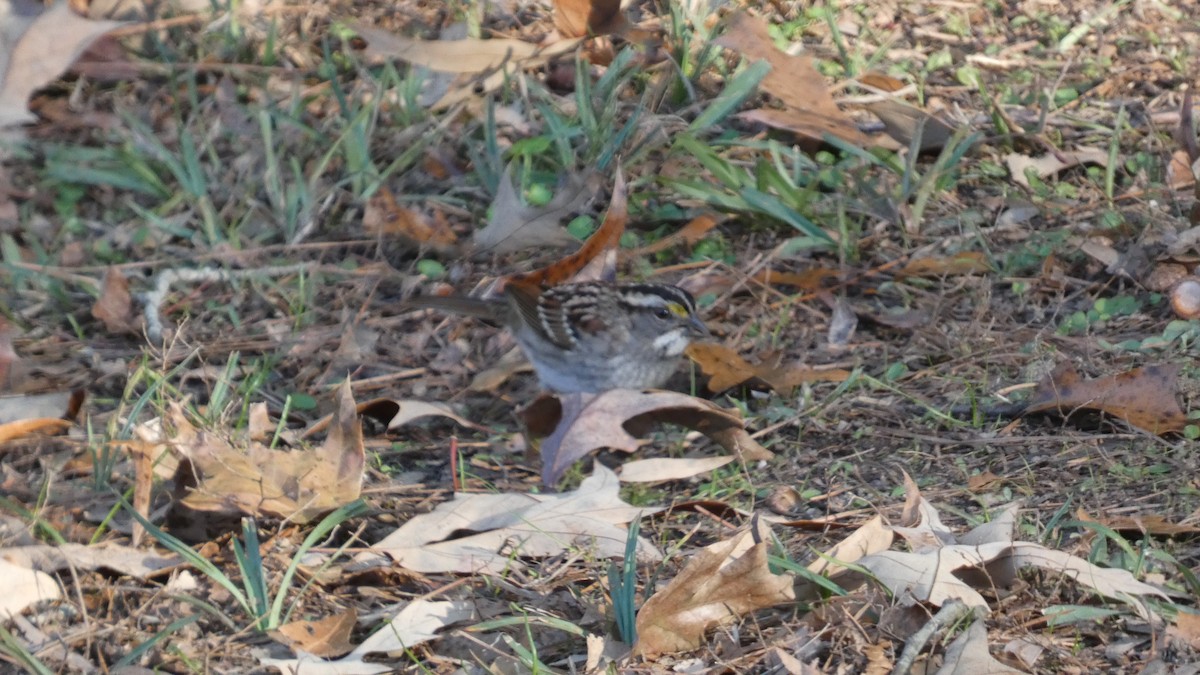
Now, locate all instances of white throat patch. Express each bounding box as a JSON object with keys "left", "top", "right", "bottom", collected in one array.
[{"left": 652, "top": 329, "right": 689, "bottom": 356}]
